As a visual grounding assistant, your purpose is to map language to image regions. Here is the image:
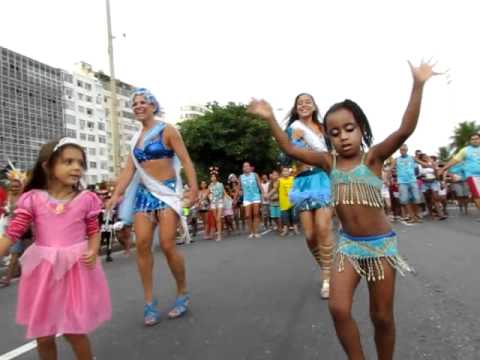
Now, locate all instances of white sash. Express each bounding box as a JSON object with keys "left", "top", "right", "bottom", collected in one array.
[{"left": 289, "top": 120, "right": 328, "bottom": 152}]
